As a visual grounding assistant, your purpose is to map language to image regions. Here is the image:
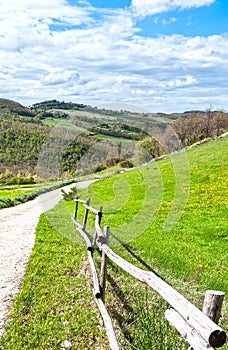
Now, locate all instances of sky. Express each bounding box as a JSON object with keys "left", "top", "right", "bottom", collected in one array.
[{"left": 0, "top": 0, "right": 227, "bottom": 113}]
